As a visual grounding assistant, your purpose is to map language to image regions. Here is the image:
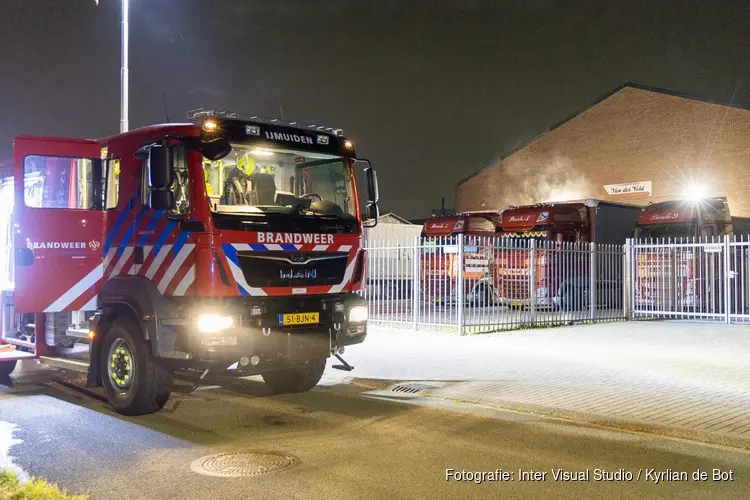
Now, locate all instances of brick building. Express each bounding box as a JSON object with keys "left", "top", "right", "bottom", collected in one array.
[{"left": 456, "top": 83, "right": 750, "bottom": 217}]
